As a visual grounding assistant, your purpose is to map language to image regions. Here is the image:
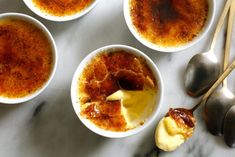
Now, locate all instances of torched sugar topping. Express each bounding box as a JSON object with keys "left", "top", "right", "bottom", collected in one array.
[
  {"left": 32, "top": 0, "right": 95, "bottom": 16},
  {"left": 130, "top": 0, "right": 209, "bottom": 47},
  {"left": 0, "top": 18, "right": 53, "bottom": 98}
]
